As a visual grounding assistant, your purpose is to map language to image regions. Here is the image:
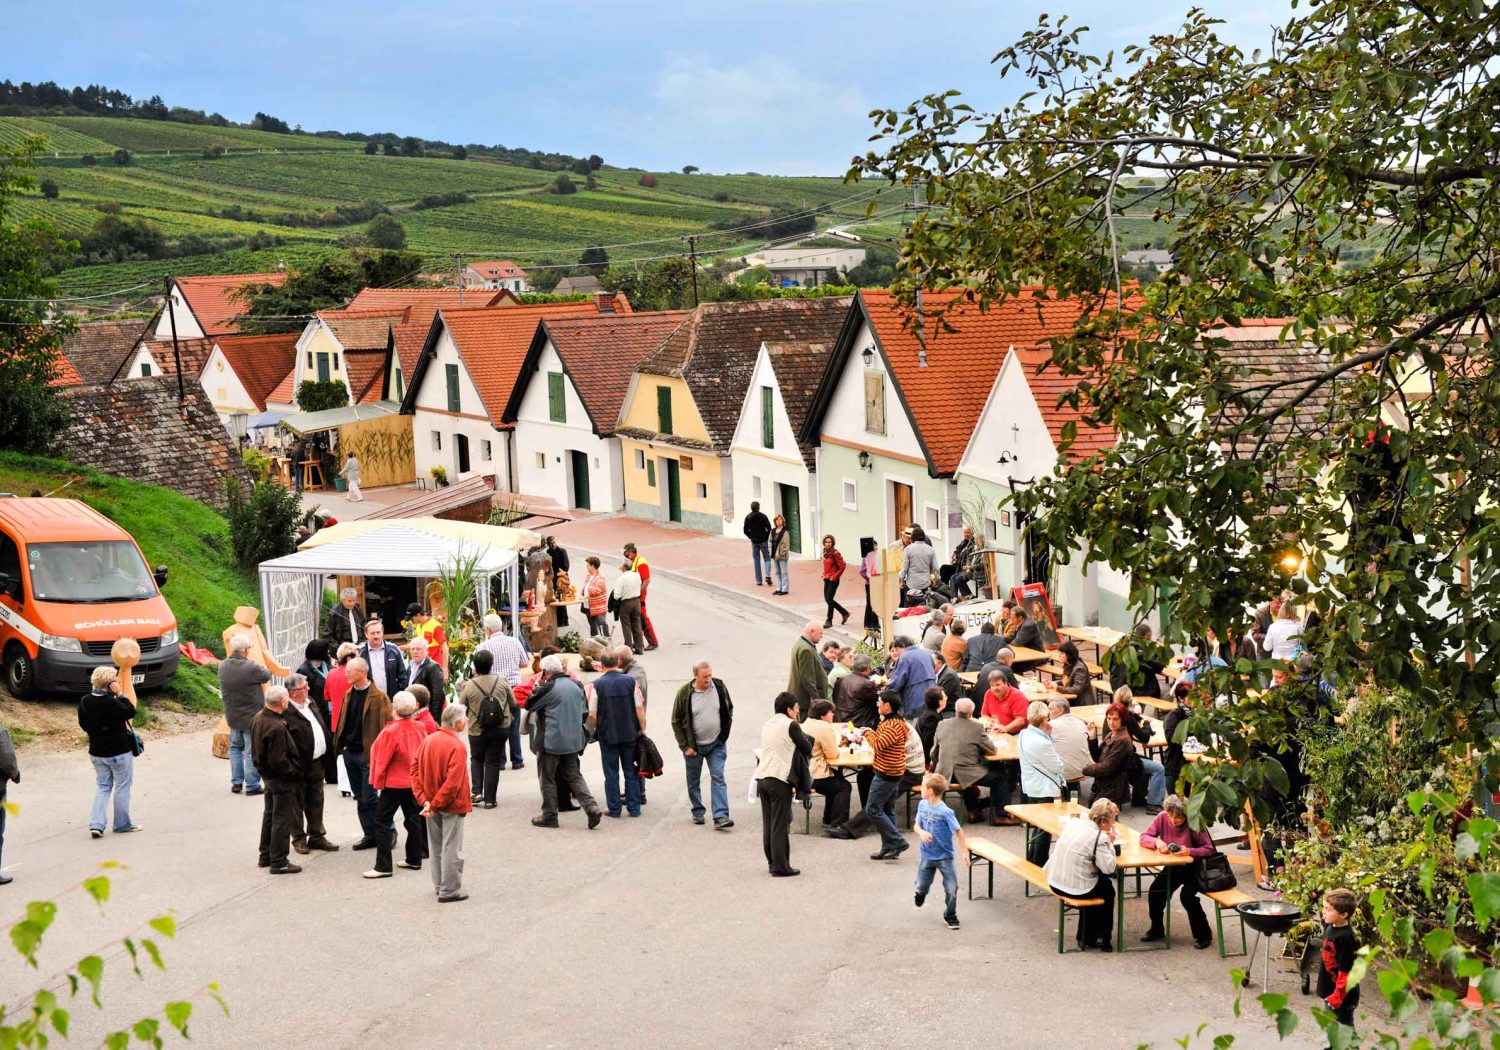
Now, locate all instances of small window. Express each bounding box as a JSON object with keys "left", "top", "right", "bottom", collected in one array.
[
  {"left": 751, "top": 475, "right": 762, "bottom": 499},
  {"left": 445, "top": 363, "right": 460, "bottom": 413},
  {"left": 760, "top": 385, "right": 774, "bottom": 449},
  {"left": 633, "top": 449, "right": 645, "bottom": 470},
  {"left": 842, "top": 479, "right": 857, "bottom": 511},
  {"left": 536, "top": 452, "right": 546, "bottom": 469},
  {"left": 140, "top": 362, "right": 152, "bottom": 377},
  {"left": 481, "top": 440, "right": 492, "bottom": 462},
  {"left": 863, "top": 370, "right": 886, "bottom": 435},
  {"left": 306, "top": 352, "right": 313, "bottom": 370},
  {"left": 646, "top": 459, "right": 657, "bottom": 487},
  {"left": 985, "top": 516, "right": 999, "bottom": 543},
  {"left": 695, "top": 482, "right": 708, "bottom": 499},
  {"left": 547, "top": 372, "right": 566, "bottom": 423},
  {"left": 656, "top": 385, "right": 673, "bottom": 434},
  {"left": 924, "top": 504, "right": 940, "bottom": 532},
  {"left": 431, "top": 431, "right": 442, "bottom": 451}
]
